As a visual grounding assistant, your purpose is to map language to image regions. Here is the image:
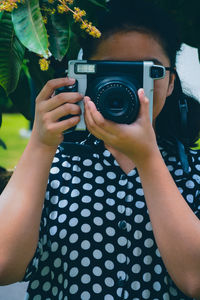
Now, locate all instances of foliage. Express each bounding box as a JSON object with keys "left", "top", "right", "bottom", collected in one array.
[{"left": 0, "top": 0, "right": 200, "bottom": 135}]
